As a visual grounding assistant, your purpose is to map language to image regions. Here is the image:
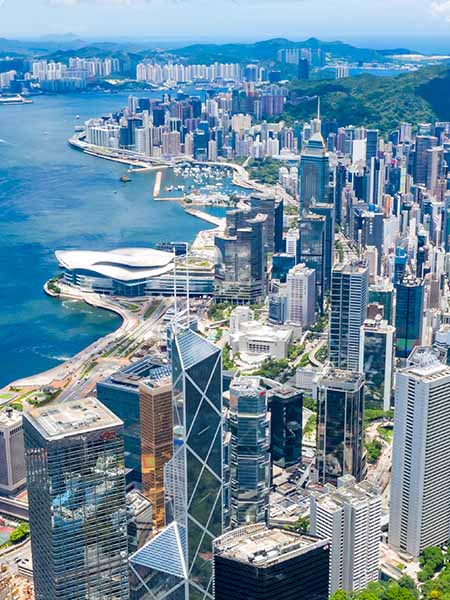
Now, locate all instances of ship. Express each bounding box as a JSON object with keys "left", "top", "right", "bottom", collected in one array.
[
  {"left": 120, "top": 174, "right": 131, "bottom": 183},
  {"left": 0, "top": 94, "right": 33, "bottom": 105}
]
